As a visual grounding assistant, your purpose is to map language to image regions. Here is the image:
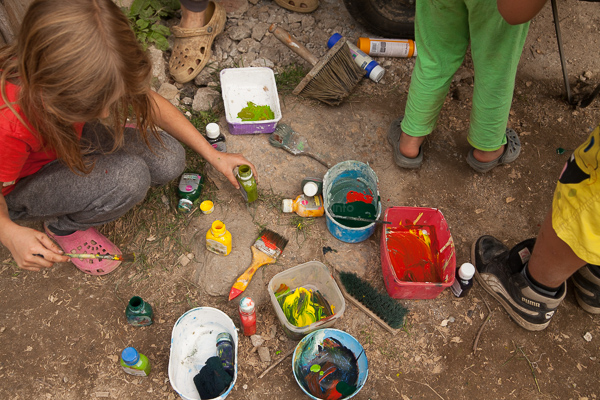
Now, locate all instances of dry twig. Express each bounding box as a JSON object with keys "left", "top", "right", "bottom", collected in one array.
[
  {"left": 404, "top": 378, "right": 445, "bottom": 400},
  {"left": 516, "top": 344, "right": 541, "bottom": 393},
  {"left": 258, "top": 346, "right": 295, "bottom": 379},
  {"left": 473, "top": 295, "right": 492, "bottom": 355}
]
